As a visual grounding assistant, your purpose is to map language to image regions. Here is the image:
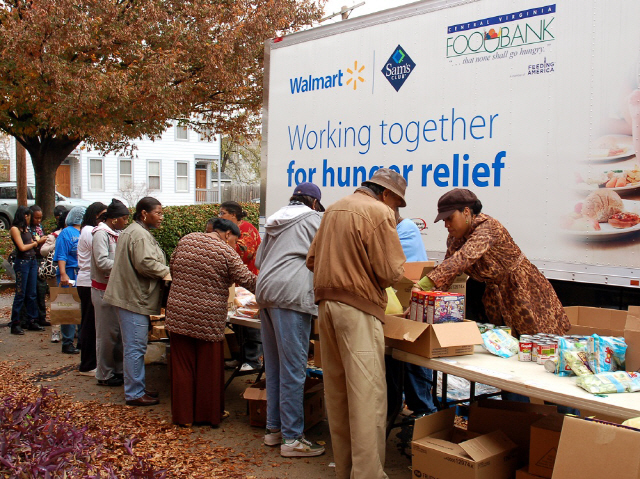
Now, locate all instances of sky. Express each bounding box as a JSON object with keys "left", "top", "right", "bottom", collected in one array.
[{"left": 319, "top": 0, "right": 416, "bottom": 24}]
